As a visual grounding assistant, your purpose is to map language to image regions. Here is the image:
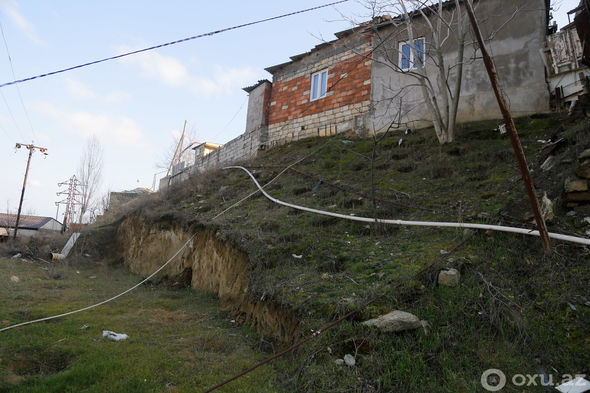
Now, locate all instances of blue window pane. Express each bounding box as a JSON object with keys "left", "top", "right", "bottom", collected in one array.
[
  {"left": 320, "top": 71, "right": 327, "bottom": 97},
  {"left": 312, "top": 74, "right": 319, "bottom": 100},
  {"left": 414, "top": 38, "right": 425, "bottom": 67},
  {"left": 401, "top": 44, "right": 410, "bottom": 69}
]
